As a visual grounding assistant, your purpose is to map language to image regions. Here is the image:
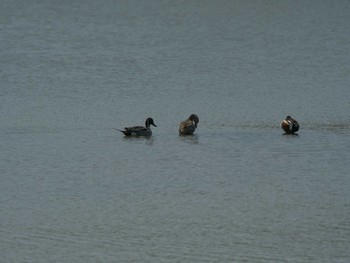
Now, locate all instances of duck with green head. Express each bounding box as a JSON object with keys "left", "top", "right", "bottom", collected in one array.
[{"left": 117, "top": 117, "right": 157, "bottom": 137}]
